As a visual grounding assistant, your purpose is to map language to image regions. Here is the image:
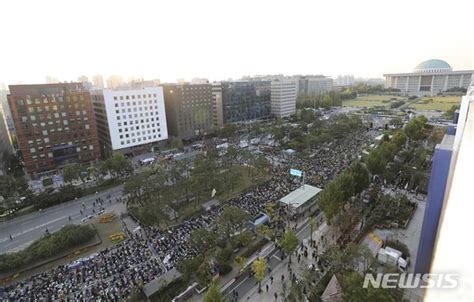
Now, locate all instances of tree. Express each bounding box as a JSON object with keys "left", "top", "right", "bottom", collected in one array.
[
  {"left": 319, "top": 181, "right": 344, "bottom": 220},
  {"left": 0, "top": 176, "right": 17, "bottom": 198},
  {"left": 217, "top": 206, "right": 250, "bottom": 238},
  {"left": 63, "top": 163, "right": 81, "bottom": 184},
  {"left": 102, "top": 153, "right": 132, "bottom": 179},
  {"left": 203, "top": 280, "right": 224, "bottom": 302},
  {"left": 251, "top": 257, "right": 267, "bottom": 293},
  {"left": 170, "top": 136, "right": 184, "bottom": 150},
  {"left": 279, "top": 229, "right": 299, "bottom": 264},
  {"left": 391, "top": 130, "right": 407, "bottom": 148},
  {"left": 235, "top": 256, "right": 247, "bottom": 272},
  {"left": 365, "top": 149, "right": 385, "bottom": 176},
  {"left": 218, "top": 124, "right": 238, "bottom": 139},
  {"left": 404, "top": 116, "right": 427, "bottom": 142},
  {"left": 342, "top": 272, "right": 397, "bottom": 302},
  {"left": 256, "top": 224, "right": 274, "bottom": 239},
  {"left": 348, "top": 161, "right": 370, "bottom": 194},
  {"left": 190, "top": 229, "right": 218, "bottom": 255}
]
